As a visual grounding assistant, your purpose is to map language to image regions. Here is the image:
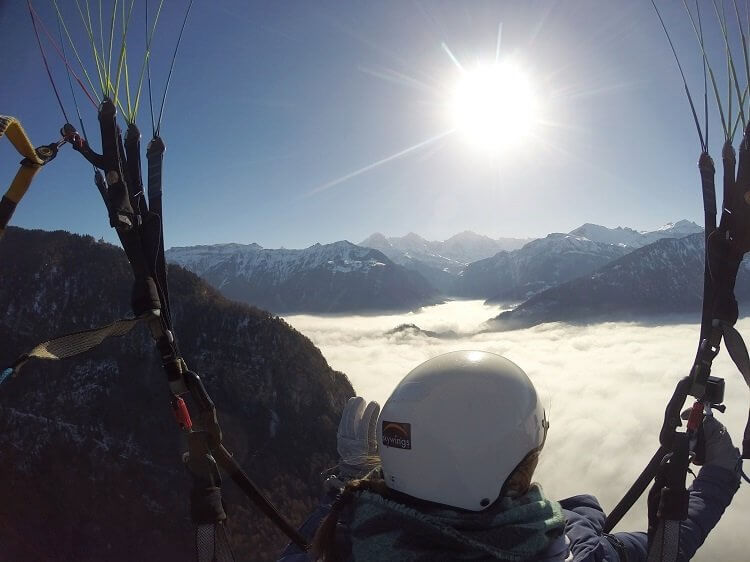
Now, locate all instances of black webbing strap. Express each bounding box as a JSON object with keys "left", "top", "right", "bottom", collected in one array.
[
  {"left": 124, "top": 125, "right": 148, "bottom": 219},
  {"left": 645, "top": 434, "right": 691, "bottom": 562},
  {"left": 7, "top": 98, "right": 308, "bottom": 557},
  {"left": 647, "top": 520, "right": 680, "bottom": 562},
  {"left": 605, "top": 123, "right": 750, "bottom": 541},
  {"left": 145, "top": 136, "right": 173, "bottom": 335},
  {"left": 98, "top": 100, "right": 137, "bottom": 231},
  {"left": 185, "top": 430, "right": 234, "bottom": 562},
  {"left": 196, "top": 523, "right": 235, "bottom": 562},
  {"left": 181, "top": 370, "right": 310, "bottom": 551},
  {"left": 213, "top": 445, "right": 310, "bottom": 552}
]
